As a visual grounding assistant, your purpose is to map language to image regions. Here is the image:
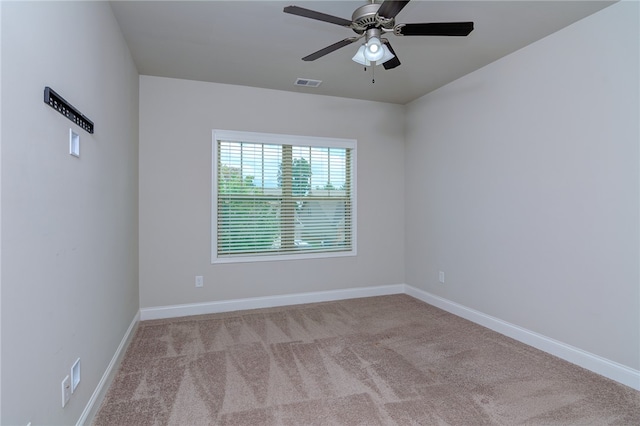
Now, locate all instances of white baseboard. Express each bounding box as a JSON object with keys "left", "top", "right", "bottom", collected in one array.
[
  {"left": 139, "top": 284, "right": 405, "bottom": 321},
  {"left": 404, "top": 284, "right": 640, "bottom": 391},
  {"left": 109, "top": 283, "right": 638, "bottom": 403},
  {"left": 76, "top": 311, "right": 140, "bottom": 426}
]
